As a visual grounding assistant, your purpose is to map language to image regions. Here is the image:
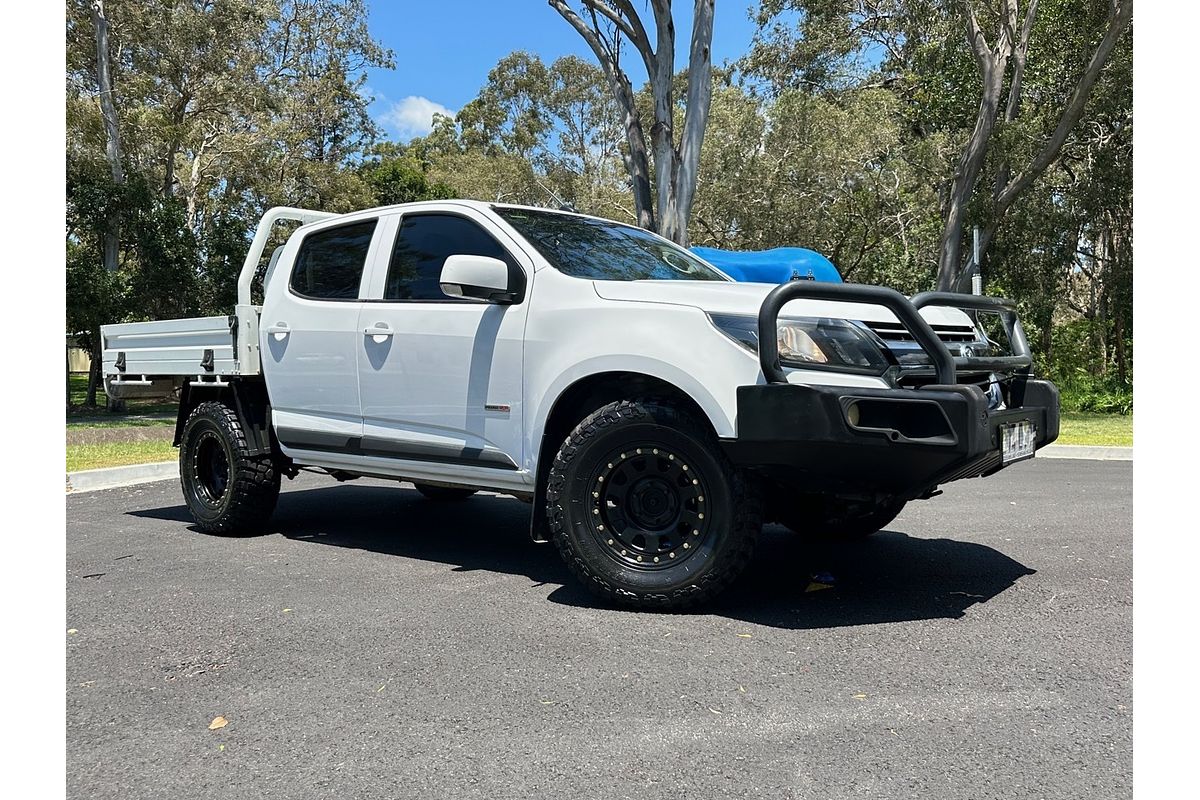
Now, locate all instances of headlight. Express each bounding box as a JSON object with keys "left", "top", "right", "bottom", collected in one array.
[{"left": 709, "top": 313, "right": 892, "bottom": 373}]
